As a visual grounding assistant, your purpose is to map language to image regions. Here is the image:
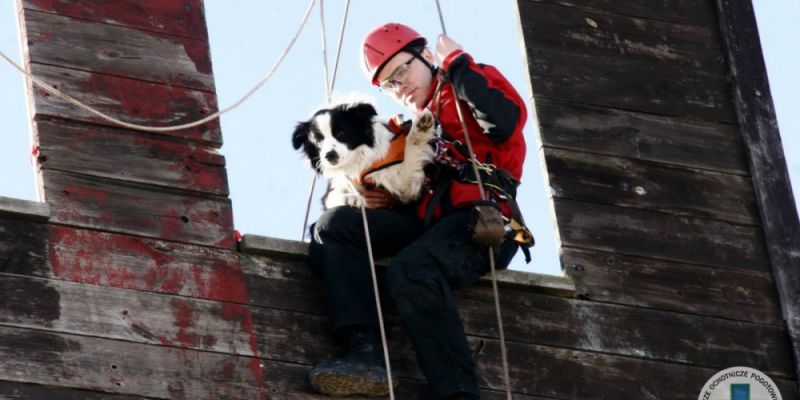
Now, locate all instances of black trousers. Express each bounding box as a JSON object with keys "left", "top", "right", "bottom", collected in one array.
[{"left": 309, "top": 206, "right": 518, "bottom": 399}]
